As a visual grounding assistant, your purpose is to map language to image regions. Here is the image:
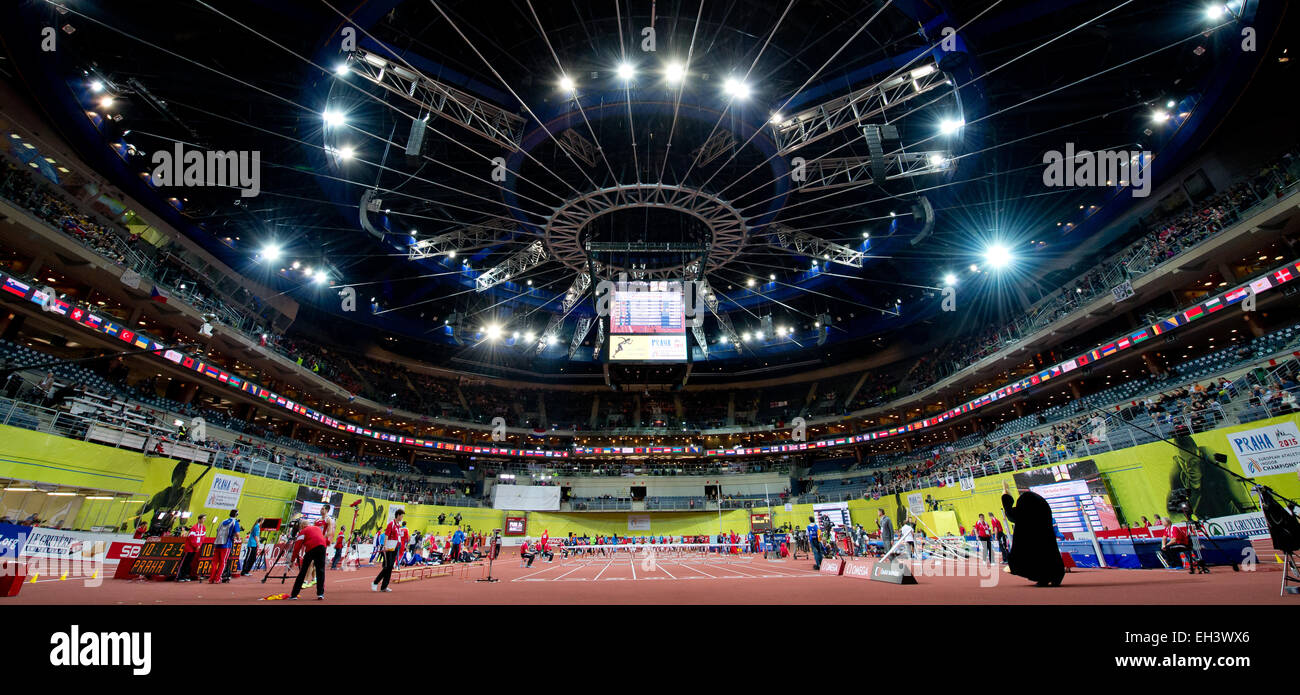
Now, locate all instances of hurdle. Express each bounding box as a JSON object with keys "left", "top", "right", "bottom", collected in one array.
[{"left": 550, "top": 542, "right": 750, "bottom": 564}]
